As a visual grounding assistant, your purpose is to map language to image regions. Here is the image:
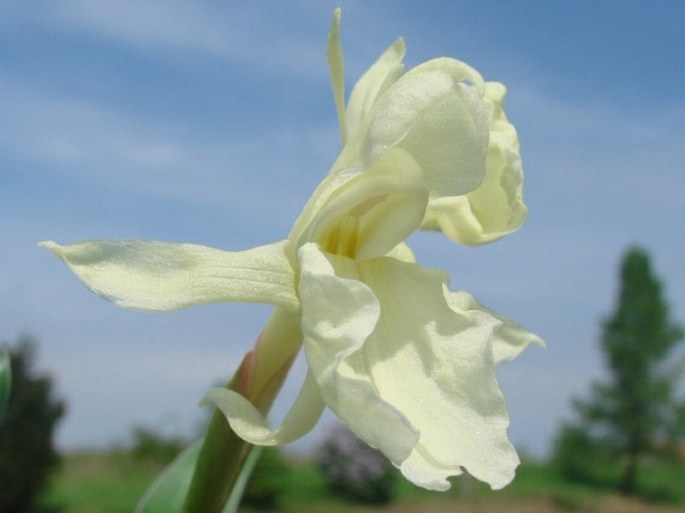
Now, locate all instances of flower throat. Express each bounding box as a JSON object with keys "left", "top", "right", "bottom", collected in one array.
[{"left": 322, "top": 214, "right": 360, "bottom": 259}]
